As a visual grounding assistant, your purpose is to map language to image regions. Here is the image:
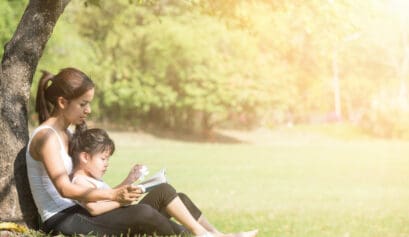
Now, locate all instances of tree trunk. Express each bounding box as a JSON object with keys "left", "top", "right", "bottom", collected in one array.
[
  {"left": 332, "top": 48, "right": 342, "bottom": 120},
  {"left": 0, "top": 0, "right": 70, "bottom": 228}
]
